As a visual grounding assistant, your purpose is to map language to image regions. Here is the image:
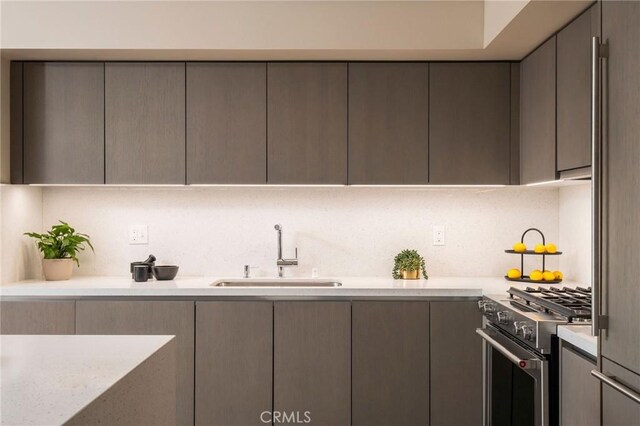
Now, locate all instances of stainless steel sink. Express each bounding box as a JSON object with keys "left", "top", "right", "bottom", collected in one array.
[{"left": 212, "top": 279, "right": 342, "bottom": 287}]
